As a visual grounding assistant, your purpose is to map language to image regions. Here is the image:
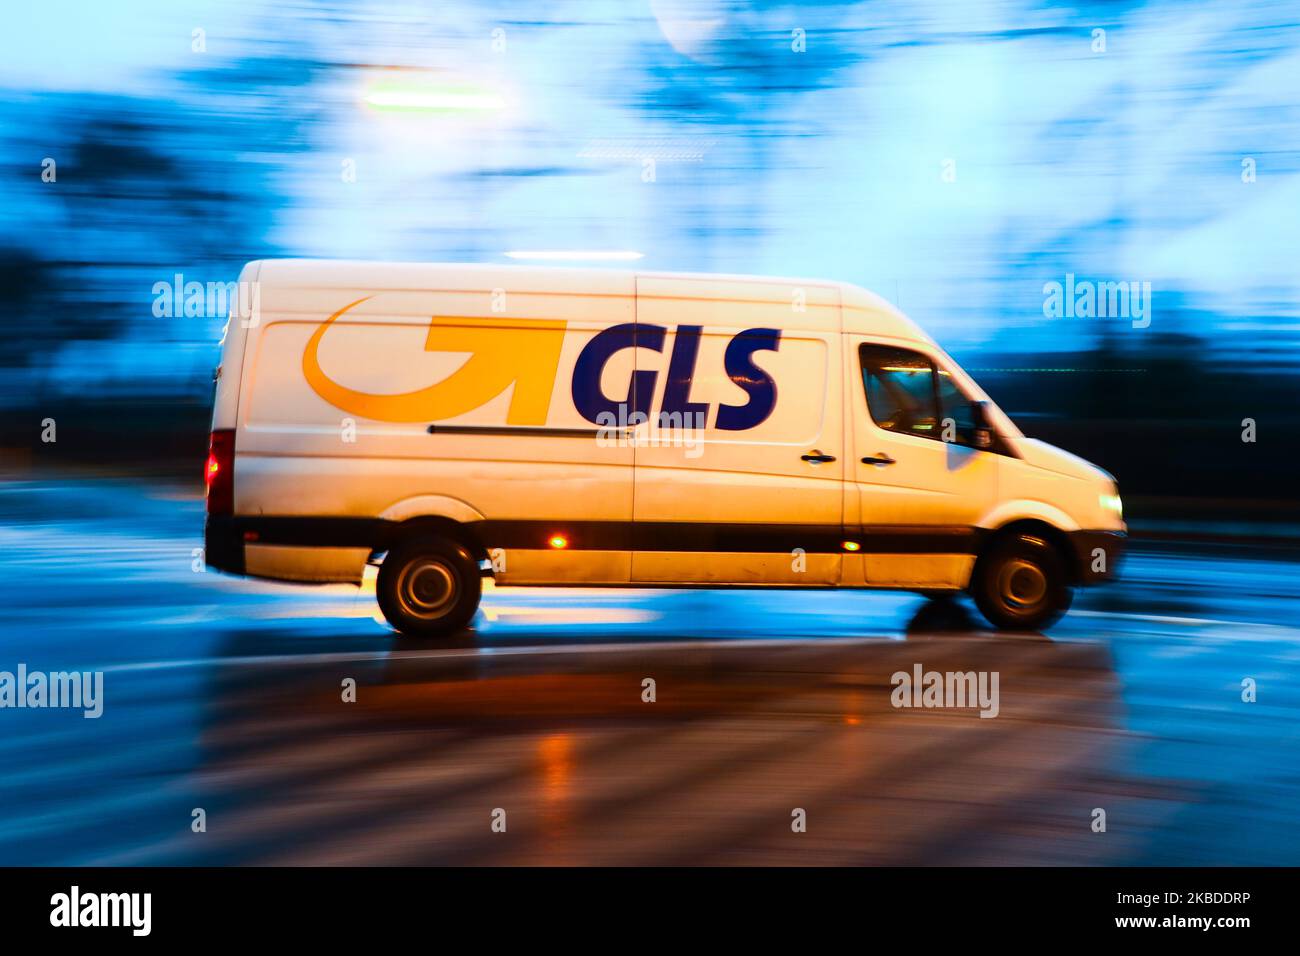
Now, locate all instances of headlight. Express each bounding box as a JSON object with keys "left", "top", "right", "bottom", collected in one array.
[{"left": 1099, "top": 493, "right": 1123, "bottom": 517}]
